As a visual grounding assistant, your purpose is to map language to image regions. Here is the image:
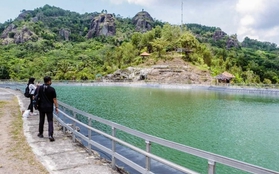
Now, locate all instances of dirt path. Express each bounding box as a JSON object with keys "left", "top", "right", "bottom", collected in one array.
[{"left": 0, "top": 97, "right": 48, "bottom": 174}]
